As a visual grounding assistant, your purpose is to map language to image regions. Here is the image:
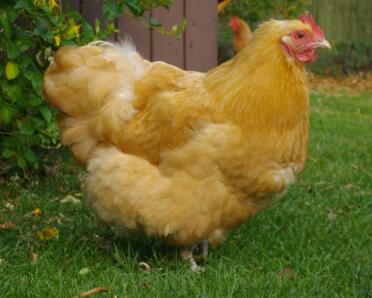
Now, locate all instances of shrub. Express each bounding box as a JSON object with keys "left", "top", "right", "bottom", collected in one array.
[
  {"left": 0, "top": 0, "right": 172, "bottom": 174},
  {"left": 309, "top": 40, "right": 372, "bottom": 76}
]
